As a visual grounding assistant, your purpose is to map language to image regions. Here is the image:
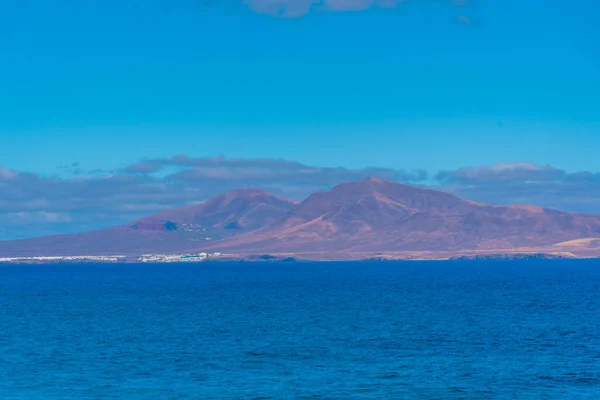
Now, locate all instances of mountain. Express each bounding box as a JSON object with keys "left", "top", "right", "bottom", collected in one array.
[
  {"left": 3, "top": 178, "right": 600, "bottom": 259},
  {"left": 0, "top": 189, "right": 296, "bottom": 257},
  {"left": 128, "top": 188, "right": 296, "bottom": 237},
  {"left": 196, "top": 178, "right": 600, "bottom": 254}
]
